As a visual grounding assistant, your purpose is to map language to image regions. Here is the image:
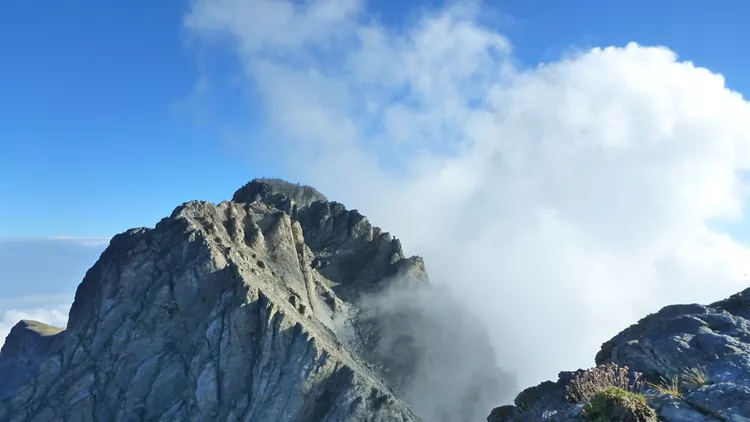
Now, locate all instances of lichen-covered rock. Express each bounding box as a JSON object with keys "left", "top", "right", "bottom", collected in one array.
[{"left": 0, "top": 179, "right": 512, "bottom": 422}]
